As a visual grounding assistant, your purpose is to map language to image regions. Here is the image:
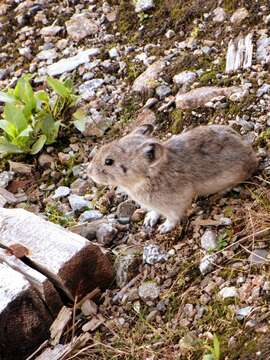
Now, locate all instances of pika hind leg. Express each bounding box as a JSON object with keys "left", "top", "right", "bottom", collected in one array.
[{"left": 144, "top": 210, "right": 160, "bottom": 228}]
